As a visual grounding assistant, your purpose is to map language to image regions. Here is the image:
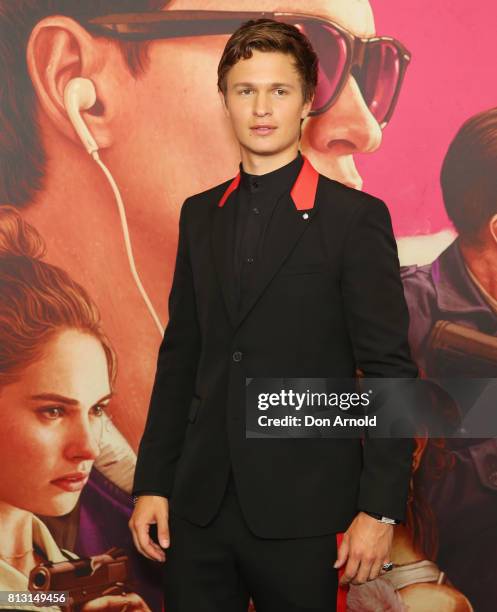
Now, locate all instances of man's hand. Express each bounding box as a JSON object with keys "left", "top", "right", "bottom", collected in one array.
[
  {"left": 81, "top": 592, "right": 151, "bottom": 611},
  {"left": 334, "top": 511, "right": 394, "bottom": 585},
  {"left": 128, "top": 495, "right": 170, "bottom": 562}
]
